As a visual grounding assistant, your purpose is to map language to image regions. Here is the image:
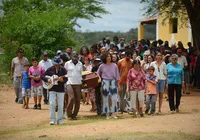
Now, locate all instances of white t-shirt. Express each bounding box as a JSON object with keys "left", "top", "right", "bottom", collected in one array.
[
  {"left": 177, "top": 55, "right": 188, "bottom": 69},
  {"left": 64, "top": 60, "right": 83, "bottom": 85},
  {"left": 150, "top": 61, "right": 167, "bottom": 80},
  {"left": 11, "top": 57, "right": 29, "bottom": 77},
  {"left": 39, "top": 59, "right": 53, "bottom": 71}
]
